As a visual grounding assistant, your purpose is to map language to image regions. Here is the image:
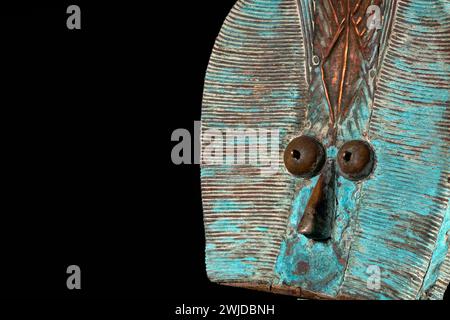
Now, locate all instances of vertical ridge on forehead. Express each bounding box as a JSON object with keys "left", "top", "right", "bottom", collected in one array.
[
  {"left": 201, "top": 0, "right": 308, "bottom": 283},
  {"left": 339, "top": 0, "right": 450, "bottom": 299}
]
